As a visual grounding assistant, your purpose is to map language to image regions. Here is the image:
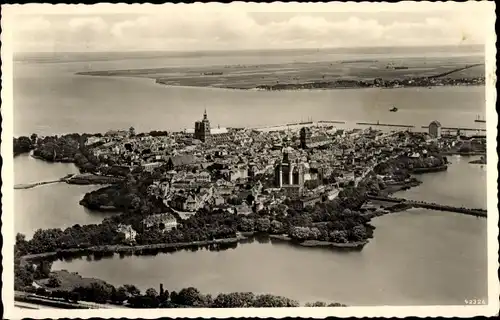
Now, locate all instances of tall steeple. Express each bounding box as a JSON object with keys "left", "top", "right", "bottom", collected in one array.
[{"left": 203, "top": 108, "right": 208, "bottom": 121}]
